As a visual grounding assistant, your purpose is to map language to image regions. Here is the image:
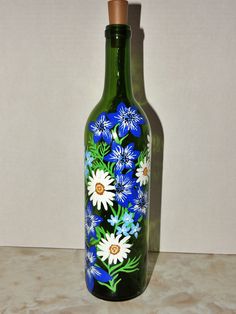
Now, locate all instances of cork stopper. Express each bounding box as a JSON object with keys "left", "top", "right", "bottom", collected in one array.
[{"left": 108, "top": 0, "right": 128, "bottom": 25}]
